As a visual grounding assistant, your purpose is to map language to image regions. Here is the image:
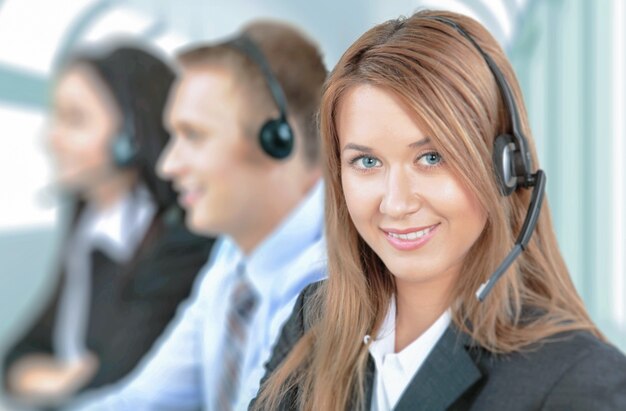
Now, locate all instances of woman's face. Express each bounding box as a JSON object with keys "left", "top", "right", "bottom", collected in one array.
[
  {"left": 47, "top": 65, "right": 121, "bottom": 194},
  {"left": 337, "top": 84, "right": 488, "bottom": 294}
]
